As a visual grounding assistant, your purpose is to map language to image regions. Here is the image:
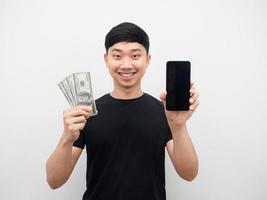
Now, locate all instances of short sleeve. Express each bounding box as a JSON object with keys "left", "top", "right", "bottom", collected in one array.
[
  {"left": 159, "top": 101, "right": 173, "bottom": 144},
  {"left": 73, "top": 129, "right": 85, "bottom": 149}
]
